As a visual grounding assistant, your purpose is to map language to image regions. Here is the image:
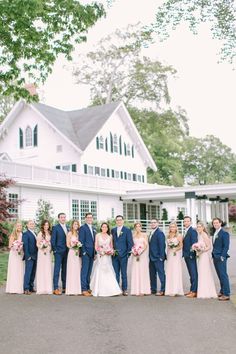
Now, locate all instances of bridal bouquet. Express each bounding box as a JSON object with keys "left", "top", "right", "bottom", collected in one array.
[
  {"left": 39, "top": 239, "right": 50, "bottom": 255},
  {"left": 71, "top": 239, "right": 82, "bottom": 256},
  {"left": 97, "top": 245, "right": 114, "bottom": 256},
  {"left": 191, "top": 241, "right": 206, "bottom": 257},
  {"left": 167, "top": 238, "right": 180, "bottom": 256},
  {"left": 131, "top": 244, "right": 144, "bottom": 262},
  {"left": 12, "top": 240, "right": 23, "bottom": 255}
]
